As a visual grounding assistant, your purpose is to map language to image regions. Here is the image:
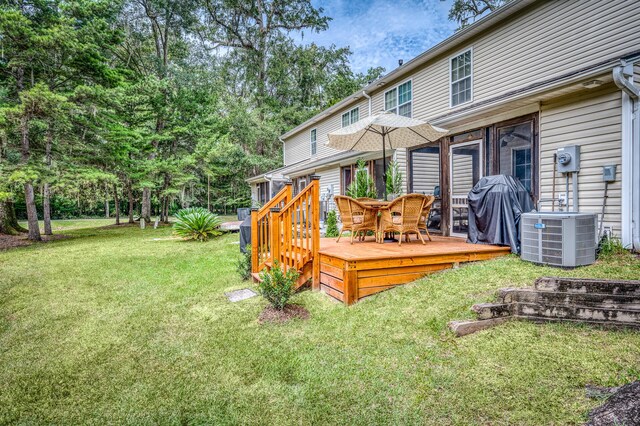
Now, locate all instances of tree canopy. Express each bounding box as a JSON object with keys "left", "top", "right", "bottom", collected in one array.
[{"left": 0, "top": 0, "right": 387, "bottom": 238}]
